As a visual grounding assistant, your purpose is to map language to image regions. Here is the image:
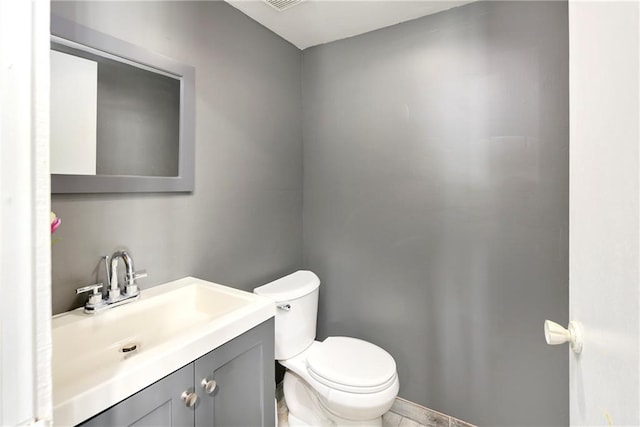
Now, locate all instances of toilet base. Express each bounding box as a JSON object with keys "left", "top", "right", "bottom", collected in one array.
[{"left": 282, "top": 372, "right": 383, "bottom": 427}]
